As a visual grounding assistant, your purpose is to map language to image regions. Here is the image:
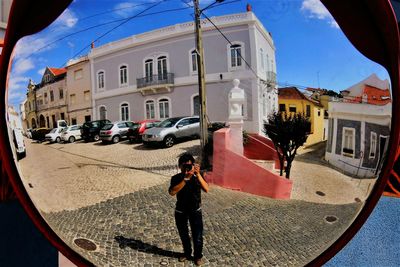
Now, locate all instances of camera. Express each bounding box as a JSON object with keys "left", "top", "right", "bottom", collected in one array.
[{"left": 183, "top": 163, "right": 193, "bottom": 172}]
